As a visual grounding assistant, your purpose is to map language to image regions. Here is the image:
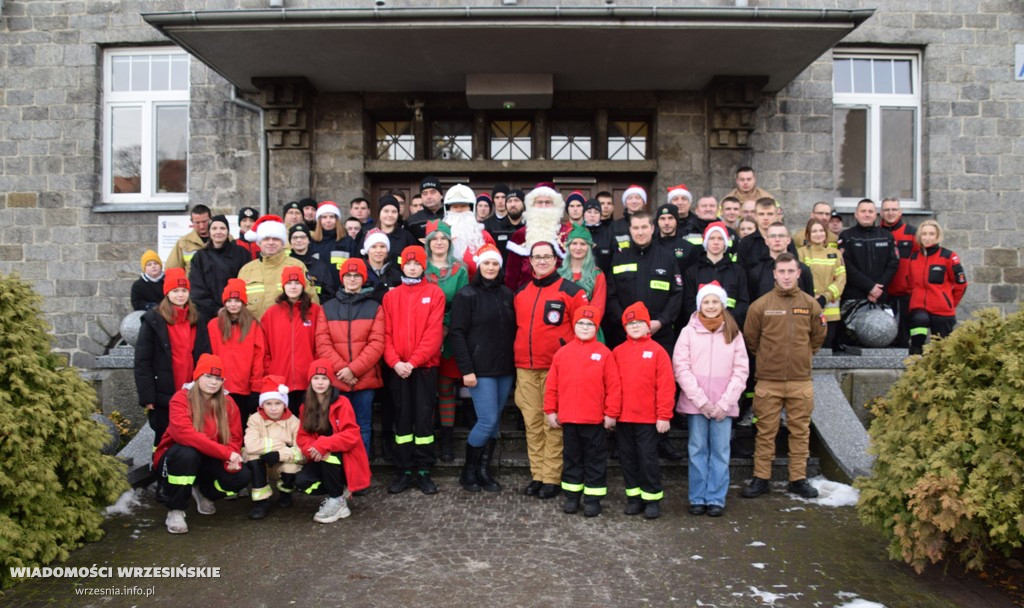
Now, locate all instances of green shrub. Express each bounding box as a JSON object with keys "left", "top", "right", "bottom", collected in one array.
[
  {"left": 856, "top": 307, "right": 1024, "bottom": 573},
  {"left": 0, "top": 274, "right": 128, "bottom": 588}
]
